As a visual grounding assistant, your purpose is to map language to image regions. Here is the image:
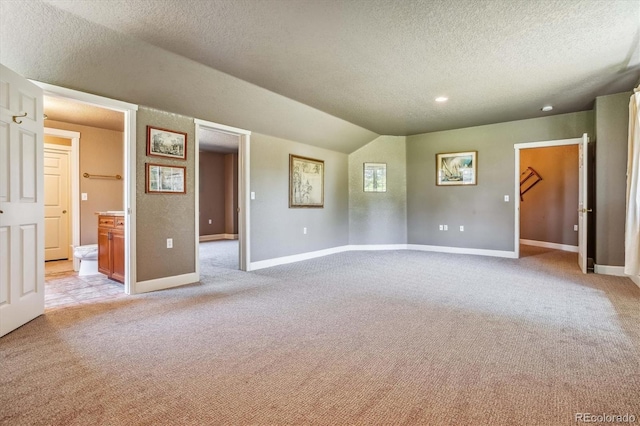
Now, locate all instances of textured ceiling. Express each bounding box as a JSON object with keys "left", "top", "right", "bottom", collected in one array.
[
  {"left": 43, "top": 0, "right": 640, "bottom": 136},
  {"left": 199, "top": 128, "right": 239, "bottom": 154},
  {"left": 44, "top": 96, "right": 124, "bottom": 132},
  {"left": 1, "top": 1, "right": 638, "bottom": 153}
]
